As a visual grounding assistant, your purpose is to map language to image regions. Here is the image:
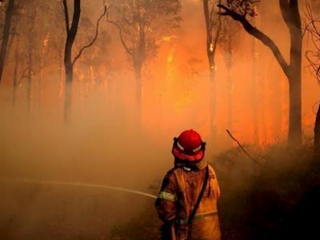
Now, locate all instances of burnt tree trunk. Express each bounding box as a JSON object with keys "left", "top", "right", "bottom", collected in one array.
[
  {"left": 0, "top": 0, "right": 15, "bottom": 83},
  {"left": 27, "top": 43, "right": 33, "bottom": 112},
  {"left": 284, "top": 0, "right": 302, "bottom": 146},
  {"left": 203, "top": 0, "right": 222, "bottom": 147},
  {"left": 252, "top": 36, "right": 259, "bottom": 145},
  {"left": 12, "top": 35, "right": 20, "bottom": 105},
  {"left": 132, "top": 20, "right": 146, "bottom": 128},
  {"left": 62, "top": 0, "right": 105, "bottom": 122},
  {"left": 134, "top": 59, "right": 142, "bottom": 126},
  {"left": 63, "top": 0, "right": 81, "bottom": 123},
  {"left": 59, "top": 48, "right": 64, "bottom": 98},
  {"left": 225, "top": 36, "right": 233, "bottom": 144},
  {"left": 315, "top": 103, "right": 320, "bottom": 156},
  {"left": 64, "top": 41, "right": 74, "bottom": 123},
  {"left": 27, "top": 8, "right": 36, "bottom": 113}
]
